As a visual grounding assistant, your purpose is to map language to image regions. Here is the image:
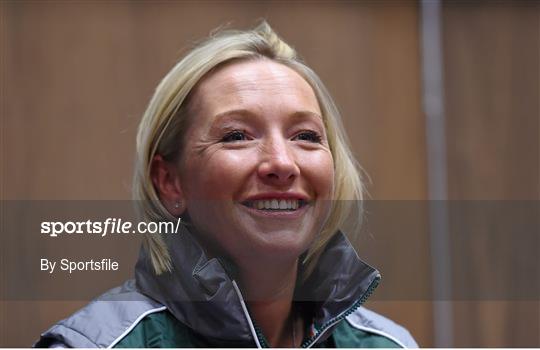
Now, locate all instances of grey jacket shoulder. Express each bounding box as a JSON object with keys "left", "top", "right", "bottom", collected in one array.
[
  {"left": 34, "top": 280, "right": 165, "bottom": 348},
  {"left": 345, "top": 306, "right": 419, "bottom": 348}
]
